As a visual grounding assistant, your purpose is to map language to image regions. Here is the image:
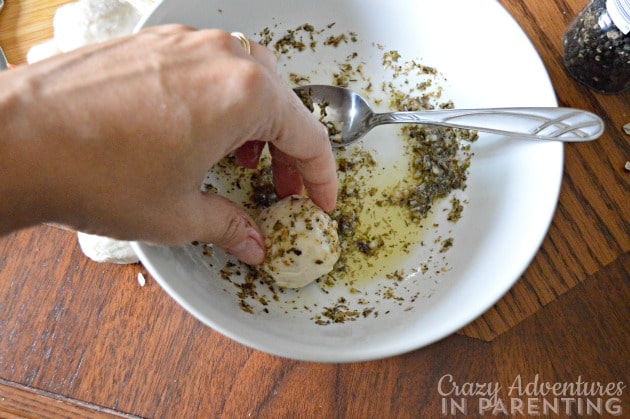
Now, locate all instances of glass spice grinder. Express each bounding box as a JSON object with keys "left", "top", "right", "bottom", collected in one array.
[{"left": 563, "top": 0, "right": 630, "bottom": 94}]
